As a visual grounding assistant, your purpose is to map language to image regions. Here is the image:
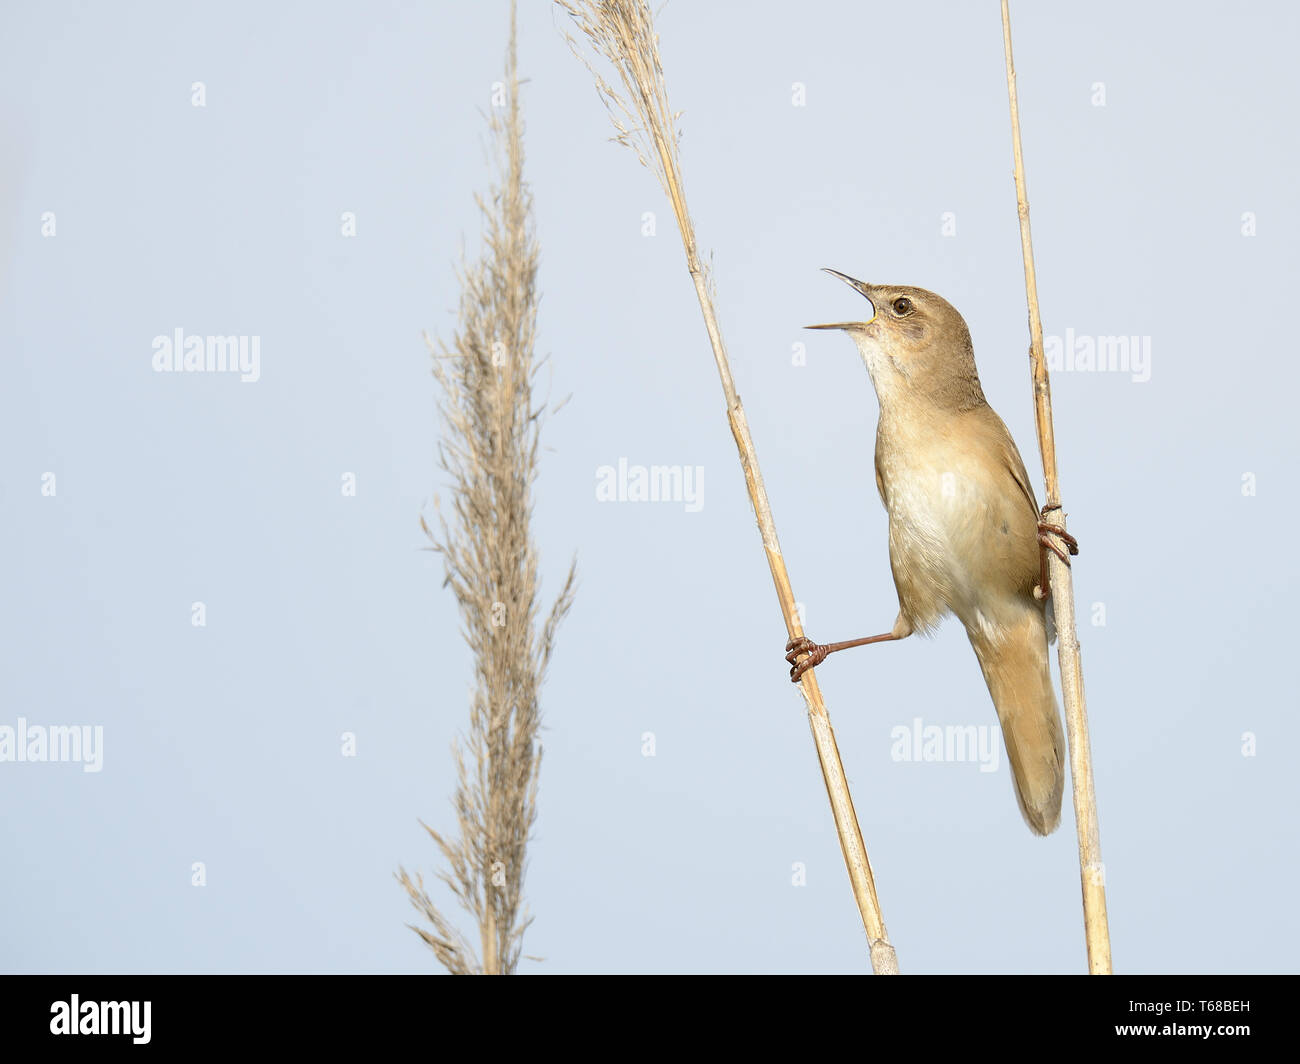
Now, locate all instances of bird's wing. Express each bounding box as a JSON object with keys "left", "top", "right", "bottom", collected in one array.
[
  {"left": 954, "top": 404, "right": 1044, "bottom": 599},
  {"left": 1001, "top": 431, "right": 1040, "bottom": 519},
  {"left": 873, "top": 428, "right": 888, "bottom": 506},
  {"left": 976, "top": 405, "right": 1040, "bottom": 520}
]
